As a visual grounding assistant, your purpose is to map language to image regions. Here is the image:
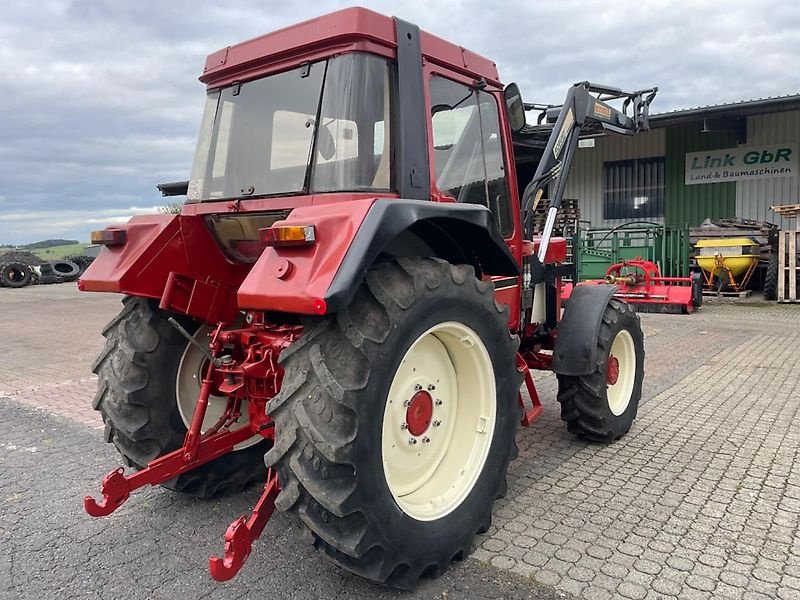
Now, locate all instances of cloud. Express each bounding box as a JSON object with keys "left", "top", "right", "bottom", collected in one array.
[{"left": 1, "top": 0, "right": 798, "bottom": 244}]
